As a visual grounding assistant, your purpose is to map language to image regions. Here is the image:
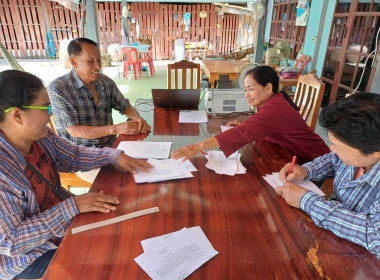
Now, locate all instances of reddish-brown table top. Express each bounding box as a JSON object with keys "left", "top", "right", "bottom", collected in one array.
[{"left": 43, "top": 105, "right": 380, "bottom": 280}]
